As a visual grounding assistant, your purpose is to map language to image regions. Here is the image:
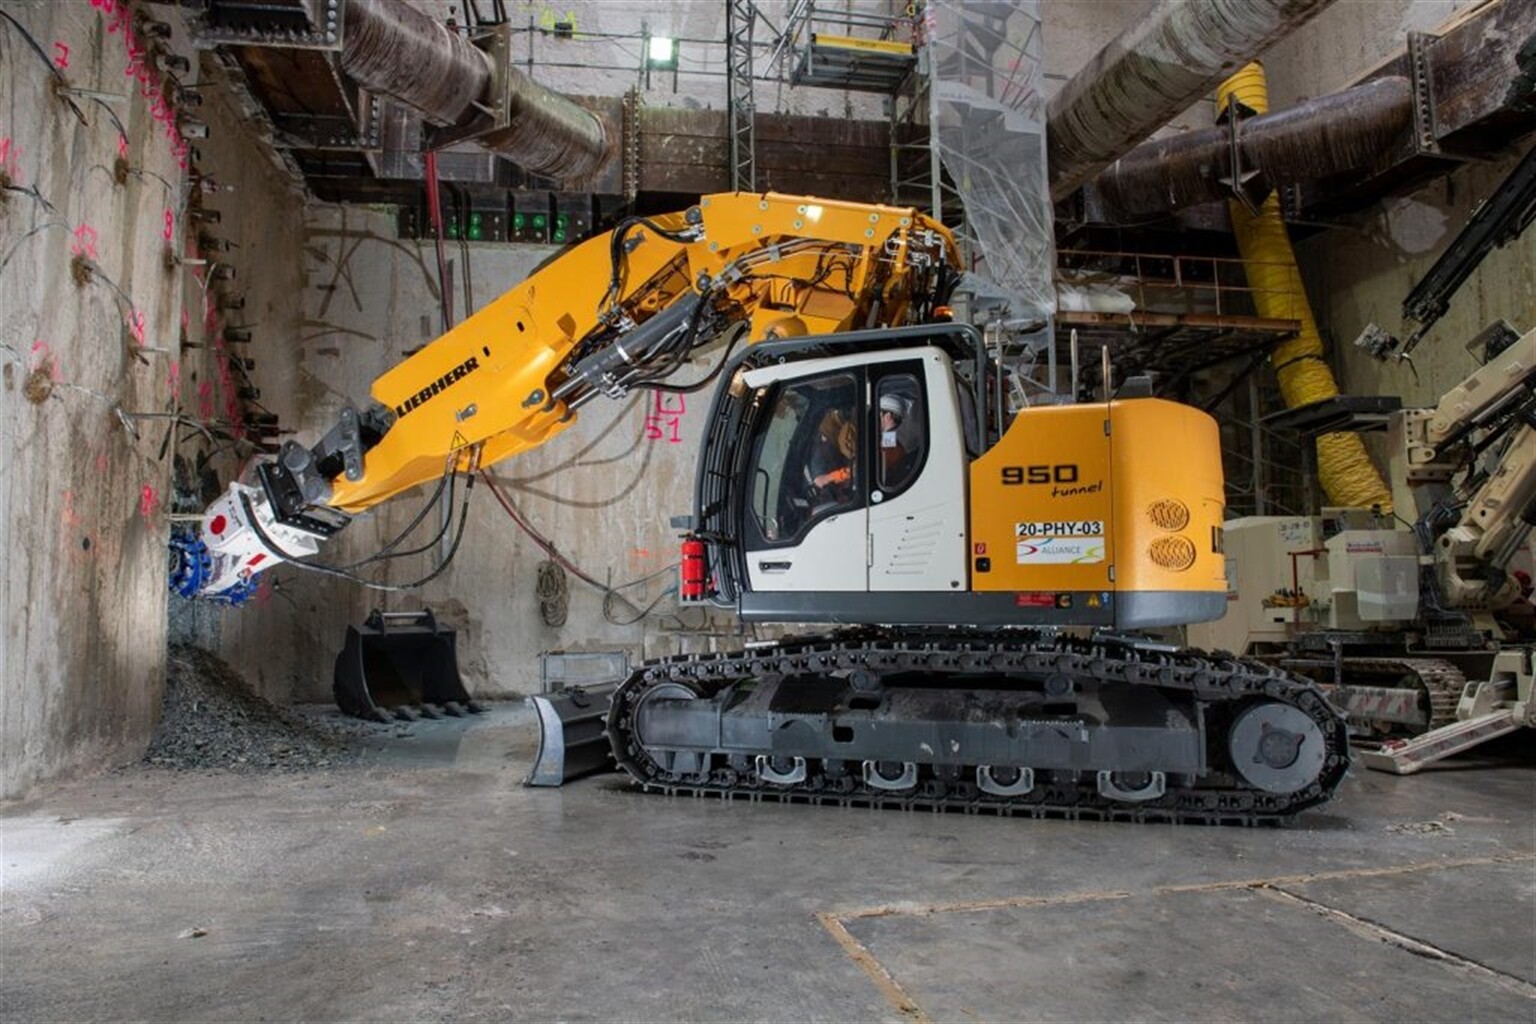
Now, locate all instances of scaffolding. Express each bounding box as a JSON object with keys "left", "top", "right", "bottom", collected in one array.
[
  {"left": 774, "top": 1, "right": 916, "bottom": 93},
  {"left": 726, "top": 0, "right": 756, "bottom": 192}
]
